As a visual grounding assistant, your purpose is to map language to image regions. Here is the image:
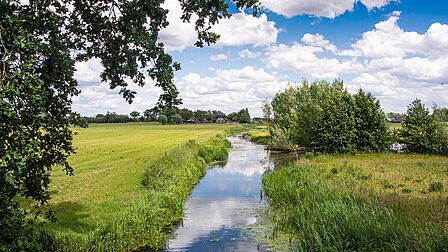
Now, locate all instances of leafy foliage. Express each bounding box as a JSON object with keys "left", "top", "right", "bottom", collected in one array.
[
  {"left": 353, "top": 90, "right": 389, "bottom": 151},
  {"left": 400, "top": 99, "right": 448, "bottom": 154},
  {"left": 1, "top": 0, "right": 259, "bottom": 248},
  {"left": 270, "top": 80, "right": 388, "bottom": 153}
]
